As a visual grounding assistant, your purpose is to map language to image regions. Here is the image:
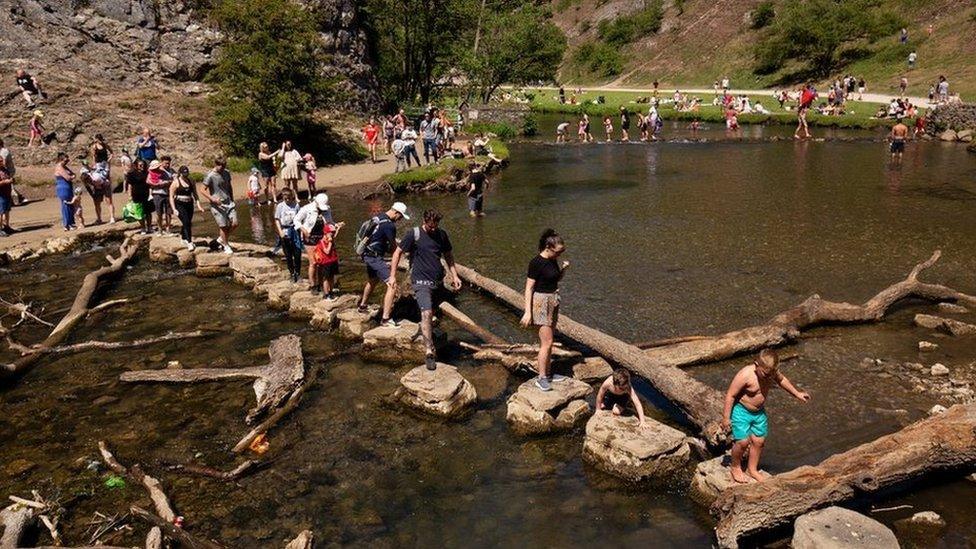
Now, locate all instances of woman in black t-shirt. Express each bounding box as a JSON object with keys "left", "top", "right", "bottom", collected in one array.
[
  {"left": 520, "top": 229, "right": 568, "bottom": 392},
  {"left": 126, "top": 159, "right": 152, "bottom": 233}
]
